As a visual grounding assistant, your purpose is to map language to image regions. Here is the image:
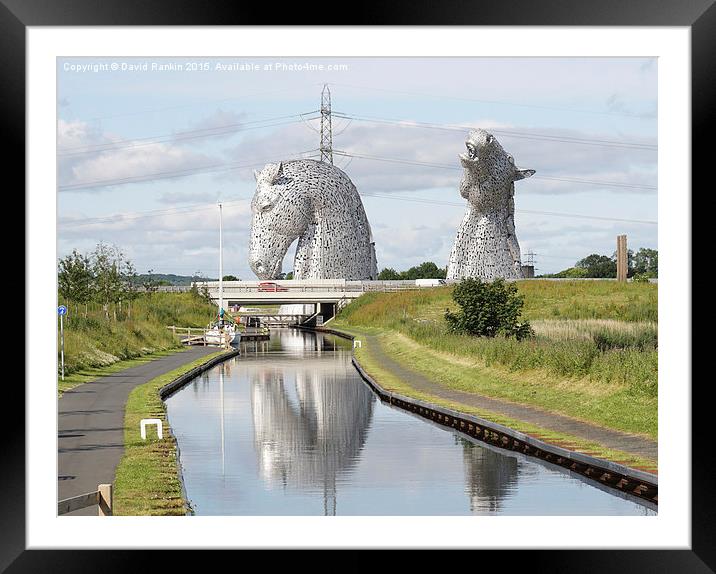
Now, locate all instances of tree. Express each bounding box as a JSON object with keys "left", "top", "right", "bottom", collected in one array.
[
  {"left": 378, "top": 267, "right": 401, "bottom": 280},
  {"left": 445, "top": 278, "right": 533, "bottom": 340},
  {"left": 143, "top": 268, "right": 160, "bottom": 295},
  {"left": 58, "top": 249, "right": 93, "bottom": 316},
  {"left": 379, "top": 262, "right": 446, "bottom": 280},
  {"left": 633, "top": 248, "right": 658, "bottom": 277},
  {"left": 402, "top": 261, "right": 446, "bottom": 280},
  {"left": 91, "top": 243, "right": 125, "bottom": 320},
  {"left": 575, "top": 254, "right": 617, "bottom": 278},
  {"left": 122, "top": 259, "right": 139, "bottom": 319},
  {"left": 222, "top": 275, "right": 239, "bottom": 281}
]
